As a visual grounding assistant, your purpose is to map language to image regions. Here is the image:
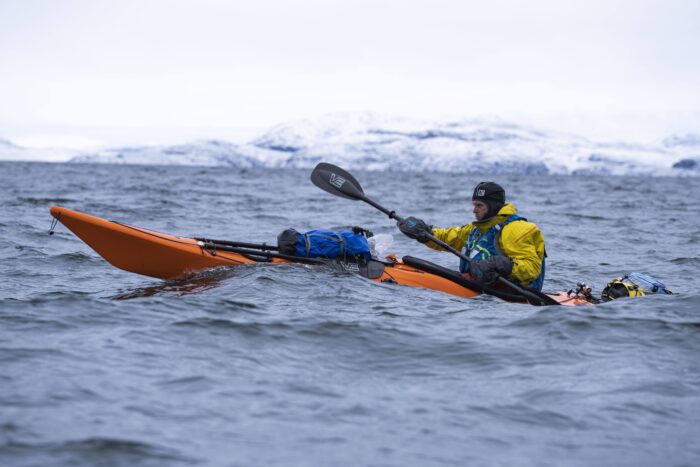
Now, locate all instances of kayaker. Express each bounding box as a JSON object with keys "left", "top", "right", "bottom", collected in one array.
[{"left": 397, "top": 181, "right": 546, "bottom": 291}]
